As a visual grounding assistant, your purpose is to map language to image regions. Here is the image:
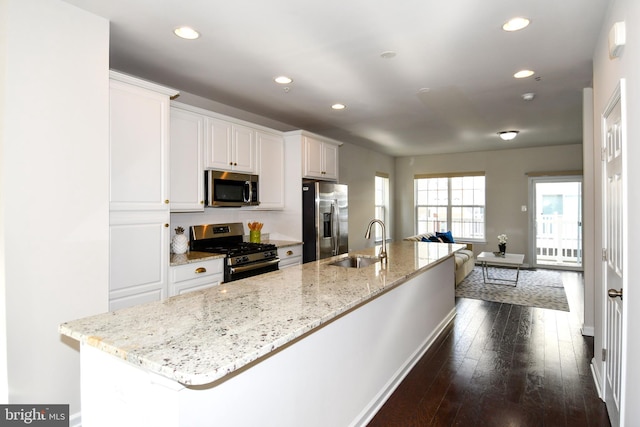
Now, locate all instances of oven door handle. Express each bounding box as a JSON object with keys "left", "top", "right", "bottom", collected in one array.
[{"left": 229, "top": 258, "right": 280, "bottom": 274}]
